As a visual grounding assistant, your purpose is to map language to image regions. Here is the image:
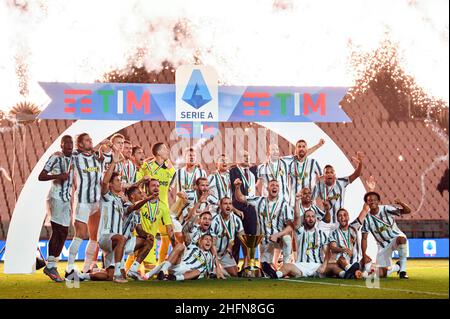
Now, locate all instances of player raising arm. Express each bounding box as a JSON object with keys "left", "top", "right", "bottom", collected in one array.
[
  {"left": 210, "top": 197, "right": 245, "bottom": 277},
  {"left": 234, "top": 178, "right": 294, "bottom": 273},
  {"left": 328, "top": 204, "right": 371, "bottom": 279},
  {"left": 361, "top": 191, "right": 412, "bottom": 279},
  {"left": 264, "top": 210, "right": 335, "bottom": 279}
]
